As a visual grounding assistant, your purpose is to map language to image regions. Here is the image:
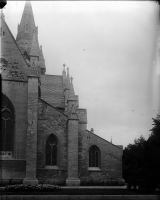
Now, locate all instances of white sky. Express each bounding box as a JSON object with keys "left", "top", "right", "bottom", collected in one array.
[{"left": 3, "top": 1, "right": 160, "bottom": 148}]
